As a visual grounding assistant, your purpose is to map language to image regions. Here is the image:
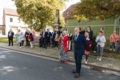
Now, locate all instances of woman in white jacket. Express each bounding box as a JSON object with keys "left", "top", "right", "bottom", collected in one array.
[
  {"left": 19, "top": 32, "right": 25, "bottom": 48},
  {"left": 96, "top": 31, "right": 106, "bottom": 61},
  {"left": 16, "top": 30, "right": 21, "bottom": 45}
]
